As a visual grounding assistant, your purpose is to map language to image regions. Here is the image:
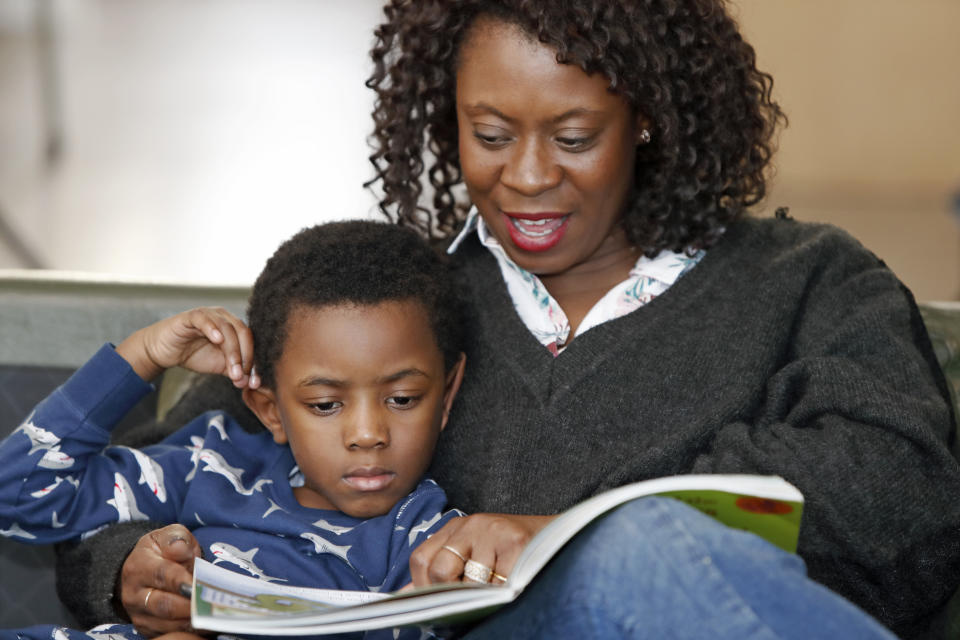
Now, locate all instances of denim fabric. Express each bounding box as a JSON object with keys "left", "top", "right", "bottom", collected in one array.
[{"left": 463, "top": 497, "right": 896, "bottom": 640}]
